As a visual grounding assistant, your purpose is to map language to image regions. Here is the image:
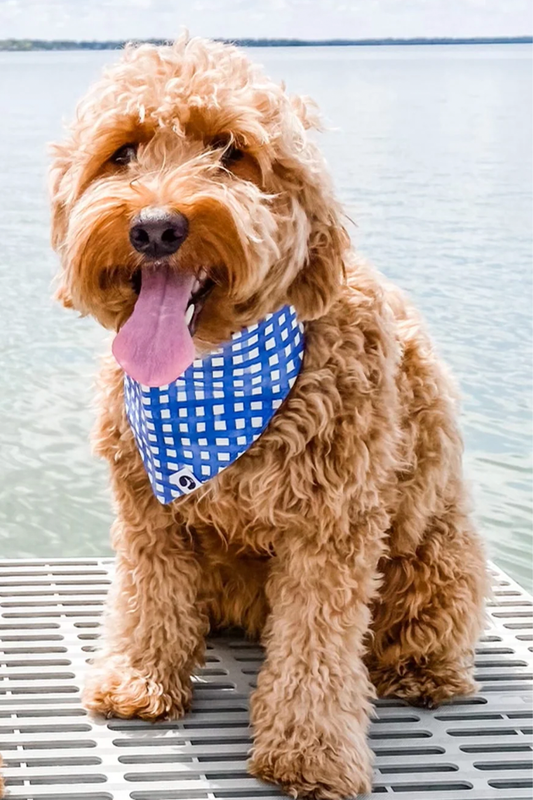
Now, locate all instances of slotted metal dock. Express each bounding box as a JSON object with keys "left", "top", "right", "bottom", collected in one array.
[{"left": 0, "top": 558, "right": 531, "bottom": 799}]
